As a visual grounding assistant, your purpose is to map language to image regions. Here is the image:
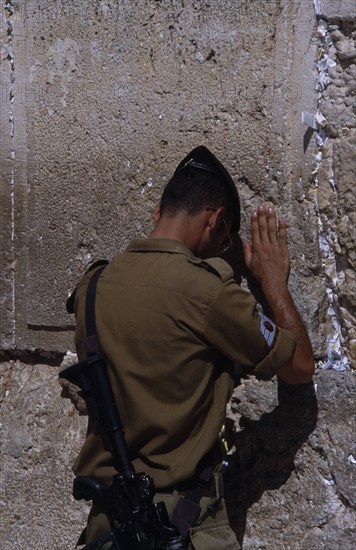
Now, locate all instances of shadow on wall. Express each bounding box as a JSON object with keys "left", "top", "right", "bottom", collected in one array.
[{"left": 224, "top": 380, "right": 318, "bottom": 547}]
